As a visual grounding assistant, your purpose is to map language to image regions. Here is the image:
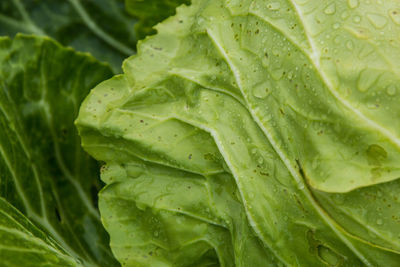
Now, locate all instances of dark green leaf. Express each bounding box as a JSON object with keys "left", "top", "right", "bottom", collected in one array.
[
  {"left": 0, "top": 34, "right": 118, "bottom": 266},
  {"left": 0, "top": 197, "right": 78, "bottom": 267},
  {"left": 0, "top": 0, "right": 137, "bottom": 73}
]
